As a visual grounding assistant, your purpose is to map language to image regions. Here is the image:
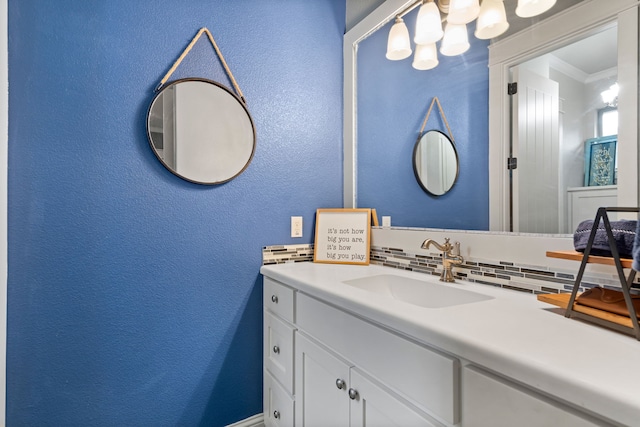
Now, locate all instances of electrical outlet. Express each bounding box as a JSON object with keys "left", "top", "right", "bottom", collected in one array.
[
  {"left": 291, "top": 216, "right": 303, "bottom": 238},
  {"left": 382, "top": 216, "right": 391, "bottom": 227}
]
